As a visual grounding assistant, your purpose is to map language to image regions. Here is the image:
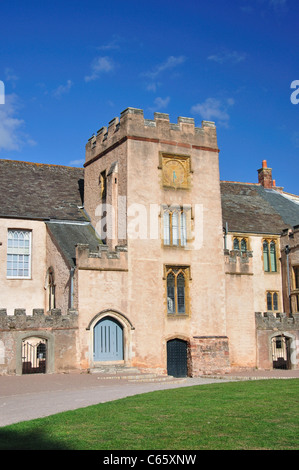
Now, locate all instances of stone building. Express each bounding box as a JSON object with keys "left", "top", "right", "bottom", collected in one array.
[{"left": 0, "top": 107, "right": 298, "bottom": 376}]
